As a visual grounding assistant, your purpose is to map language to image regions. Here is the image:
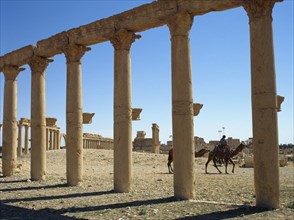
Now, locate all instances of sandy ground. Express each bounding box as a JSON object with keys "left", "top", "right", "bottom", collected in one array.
[{"left": 0, "top": 149, "right": 293, "bottom": 220}]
